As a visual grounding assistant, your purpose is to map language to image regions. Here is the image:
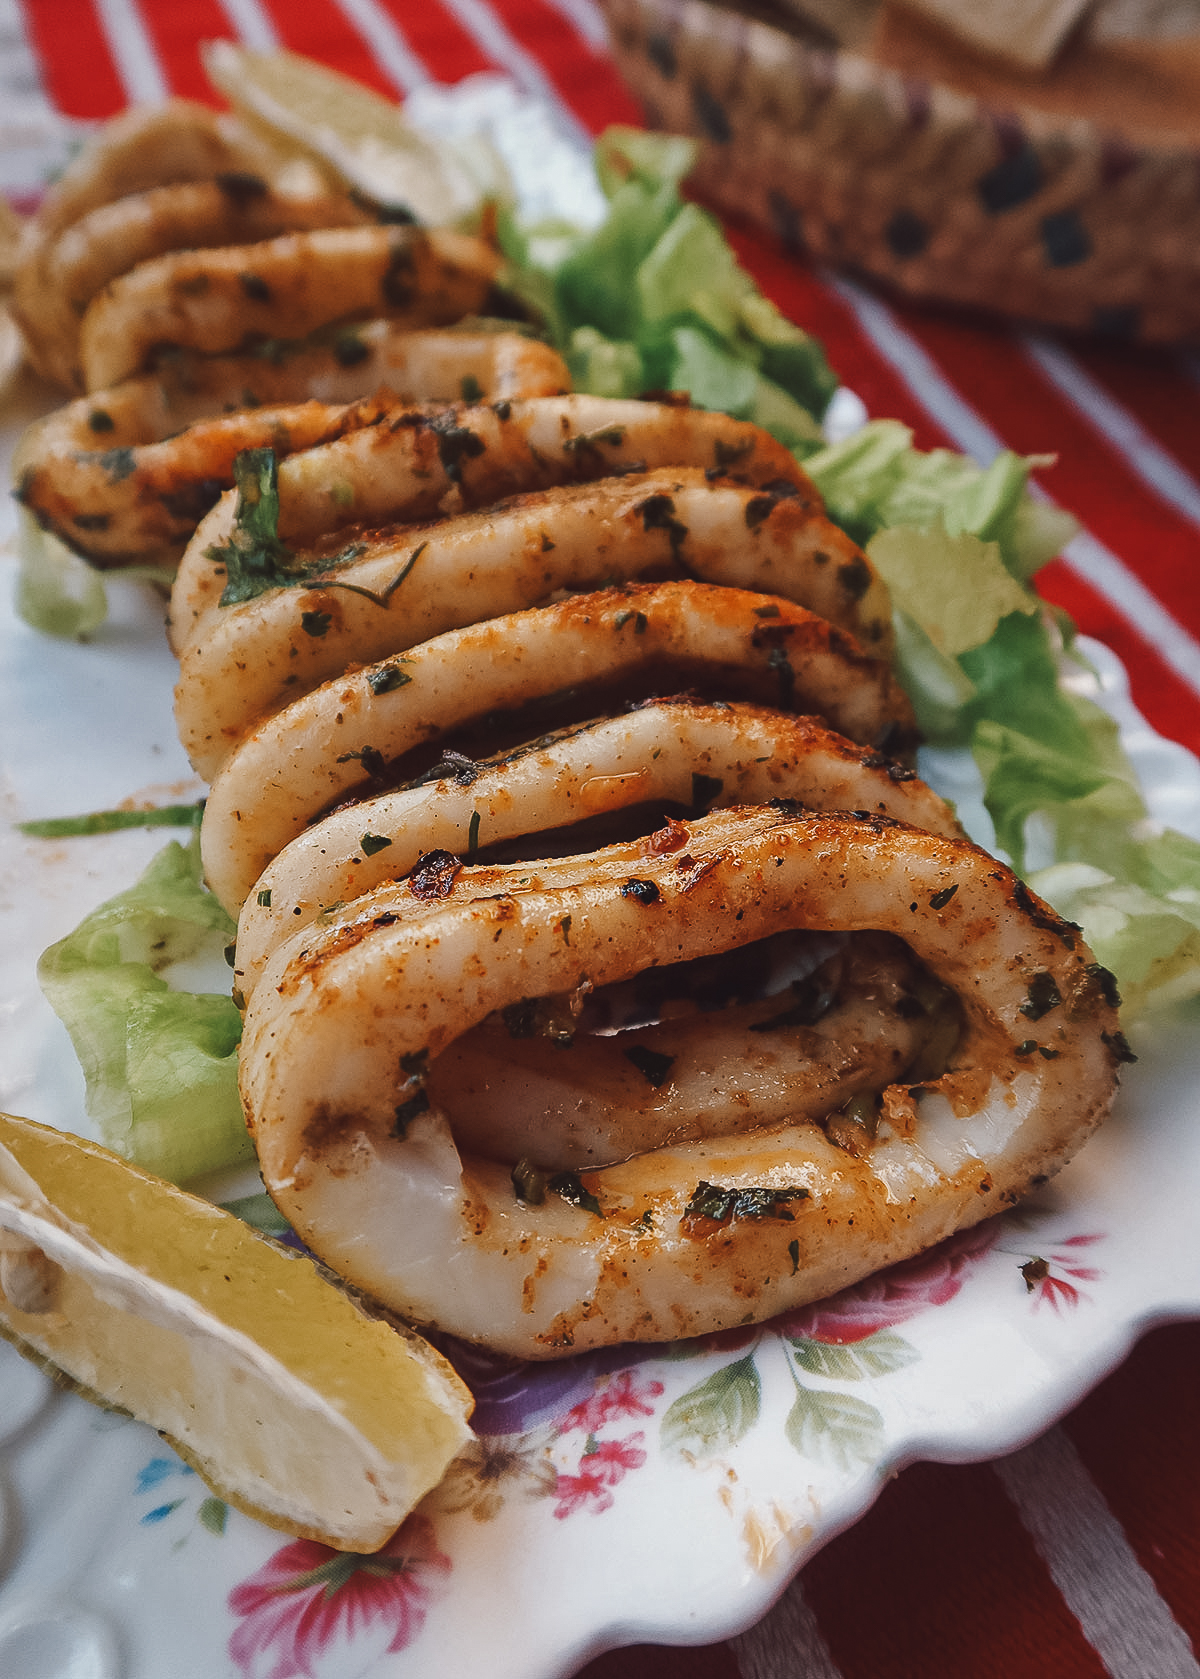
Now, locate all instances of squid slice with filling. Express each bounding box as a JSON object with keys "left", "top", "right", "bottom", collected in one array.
[
  {"left": 239, "top": 805, "right": 1126, "bottom": 1358},
  {"left": 233, "top": 699, "right": 960, "bottom": 1001},
  {"left": 173, "top": 465, "right": 889, "bottom": 775},
  {"left": 200, "top": 581, "right": 915, "bottom": 912},
  {"left": 17, "top": 331, "right": 567, "bottom": 568}
]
